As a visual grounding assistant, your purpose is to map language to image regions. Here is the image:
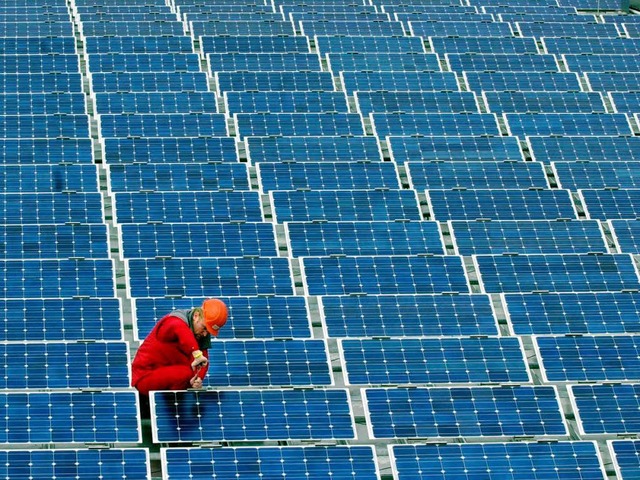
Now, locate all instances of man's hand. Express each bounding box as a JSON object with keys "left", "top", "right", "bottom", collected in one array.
[
  {"left": 190, "top": 374, "right": 203, "bottom": 389},
  {"left": 191, "top": 350, "right": 208, "bottom": 370}
]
